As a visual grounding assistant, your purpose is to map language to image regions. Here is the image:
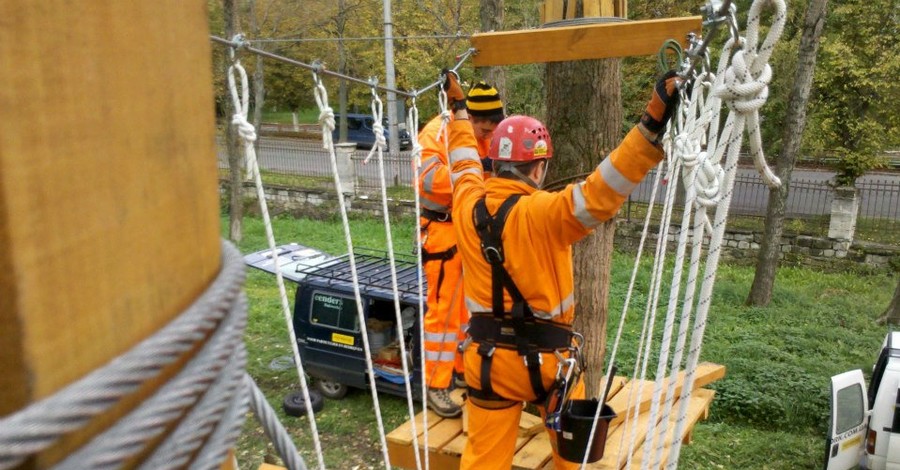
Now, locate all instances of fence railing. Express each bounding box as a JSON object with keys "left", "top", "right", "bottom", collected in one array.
[{"left": 218, "top": 134, "right": 900, "bottom": 236}]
